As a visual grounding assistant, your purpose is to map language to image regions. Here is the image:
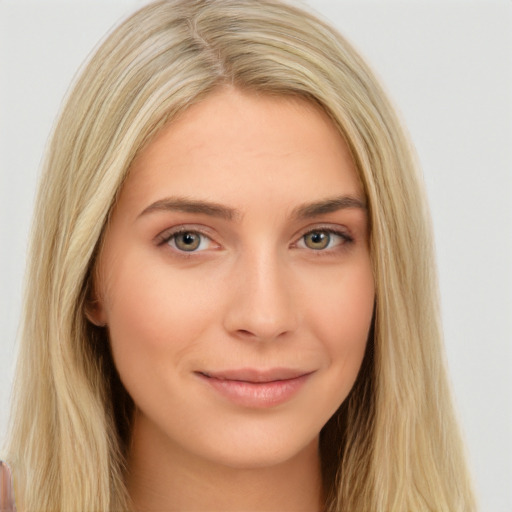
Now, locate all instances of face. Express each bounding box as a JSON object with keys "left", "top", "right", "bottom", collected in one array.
[{"left": 91, "top": 88, "right": 374, "bottom": 470}]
